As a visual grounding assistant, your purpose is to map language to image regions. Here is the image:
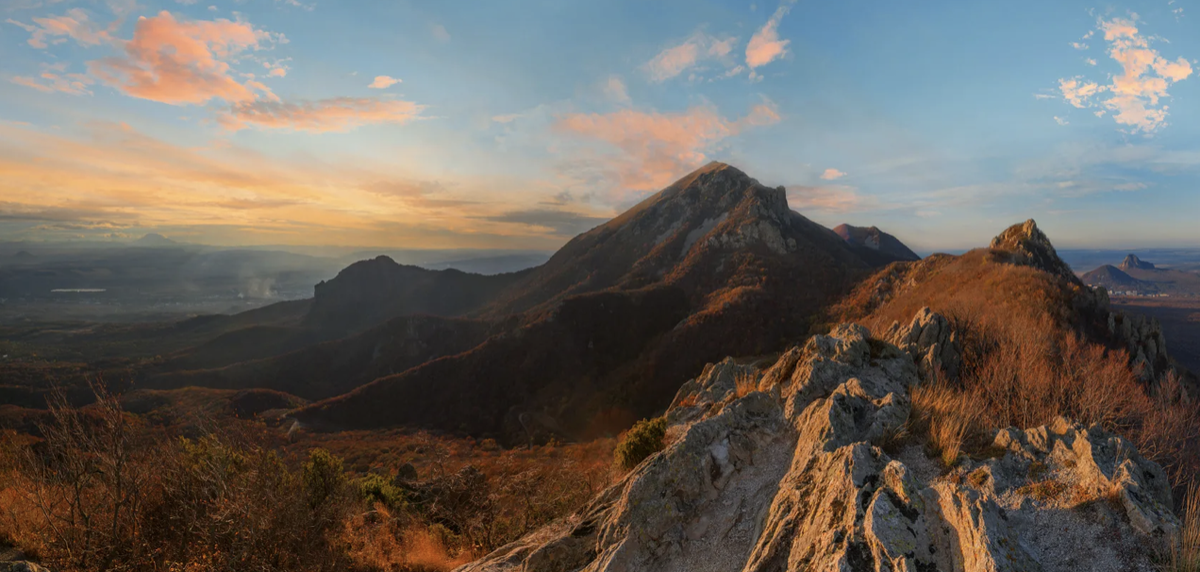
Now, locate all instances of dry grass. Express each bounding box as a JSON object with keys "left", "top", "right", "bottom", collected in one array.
[
  {"left": 836, "top": 249, "right": 1200, "bottom": 499},
  {"left": 0, "top": 383, "right": 617, "bottom": 572},
  {"left": 909, "top": 379, "right": 982, "bottom": 467},
  {"left": 734, "top": 370, "right": 761, "bottom": 398},
  {"left": 1174, "top": 481, "right": 1200, "bottom": 572}
]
